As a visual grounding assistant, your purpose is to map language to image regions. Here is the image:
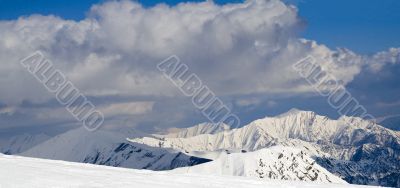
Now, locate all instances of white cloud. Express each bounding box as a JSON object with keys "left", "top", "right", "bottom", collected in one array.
[
  {"left": 0, "top": 0, "right": 295, "bottom": 104},
  {"left": 366, "top": 48, "right": 400, "bottom": 72},
  {"left": 235, "top": 98, "right": 262, "bottom": 107},
  {"left": 0, "top": 0, "right": 389, "bottom": 104},
  {"left": 99, "top": 101, "right": 154, "bottom": 117}
]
